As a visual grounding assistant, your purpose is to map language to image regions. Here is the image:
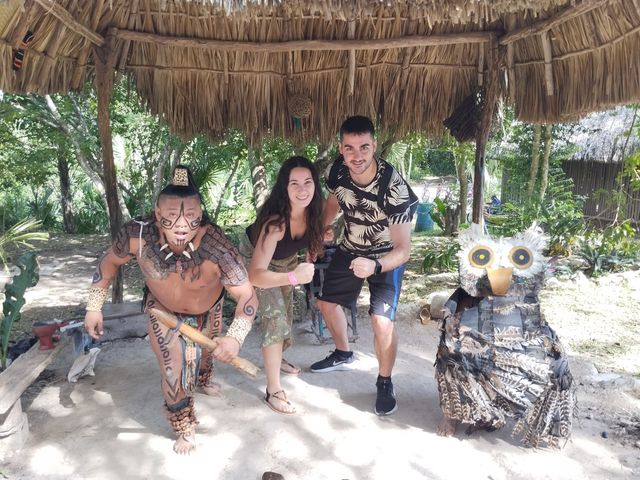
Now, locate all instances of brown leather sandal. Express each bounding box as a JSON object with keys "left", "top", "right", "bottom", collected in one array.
[
  {"left": 264, "top": 389, "right": 296, "bottom": 415},
  {"left": 280, "top": 358, "right": 301, "bottom": 376}
]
